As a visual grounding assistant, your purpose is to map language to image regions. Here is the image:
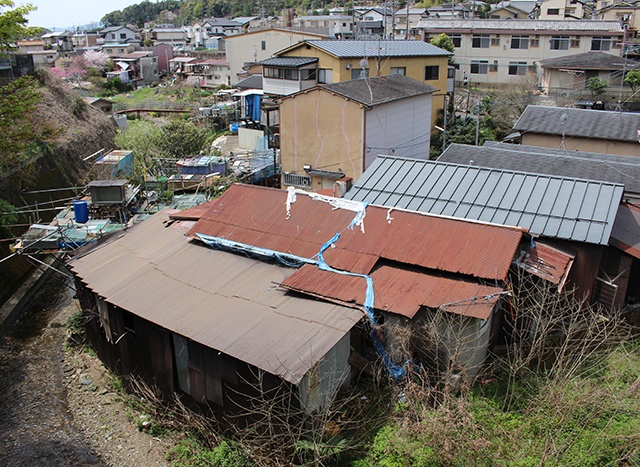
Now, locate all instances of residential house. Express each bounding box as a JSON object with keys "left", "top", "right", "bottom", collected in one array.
[
  {"left": 537, "top": 0, "right": 590, "bottom": 19},
  {"left": 512, "top": 105, "right": 640, "bottom": 156},
  {"left": 99, "top": 26, "right": 139, "bottom": 45},
  {"left": 71, "top": 31, "right": 100, "bottom": 49},
  {"left": 200, "top": 58, "right": 231, "bottom": 87},
  {"left": 537, "top": 51, "right": 640, "bottom": 96},
  {"left": 16, "top": 40, "right": 57, "bottom": 68},
  {"left": 41, "top": 30, "right": 74, "bottom": 52},
  {"left": 270, "top": 40, "right": 451, "bottom": 126},
  {"left": 231, "top": 16, "right": 261, "bottom": 32},
  {"left": 151, "top": 43, "right": 174, "bottom": 74},
  {"left": 0, "top": 54, "right": 34, "bottom": 84},
  {"left": 438, "top": 142, "right": 640, "bottom": 307},
  {"left": 223, "top": 28, "right": 328, "bottom": 84},
  {"left": 355, "top": 20, "right": 385, "bottom": 39},
  {"left": 168, "top": 56, "right": 200, "bottom": 78},
  {"left": 102, "top": 43, "right": 137, "bottom": 57},
  {"left": 355, "top": 7, "right": 395, "bottom": 37},
  {"left": 188, "top": 18, "right": 242, "bottom": 48},
  {"left": 292, "top": 15, "right": 354, "bottom": 38},
  {"left": 417, "top": 19, "right": 625, "bottom": 85},
  {"left": 145, "top": 27, "right": 188, "bottom": 49},
  {"left": 424, "top": 4, "right": 474, "bottom": 19},
  {"left": 596, "top": 0, "right": 640, "bottom": 30},
  {"left": 346, "top": 155, "right": 626, "bottom": 307},
  {"left": 488, "top": 0, "right": 538, "bottom": 18},
  {"left": 393, "top": 7, "right": 427, "bottom": 39},
  {"left": 71, "top": 183, "right": 550, "bottom": 410},
  {"left": 111, "top": 51, "right": 158, "bottom": 85},
  {"left": 278, "top": 75, "right": 437, "bottom": 190}
]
